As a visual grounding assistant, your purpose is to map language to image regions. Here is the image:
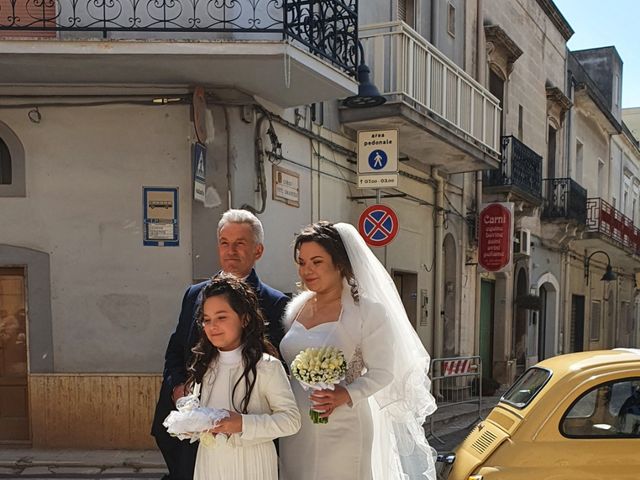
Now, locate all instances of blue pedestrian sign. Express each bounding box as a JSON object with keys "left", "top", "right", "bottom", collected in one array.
[
  {"left": 358, "top": 129, "right": 398, "bottom": 189},
  {"left": 368, "top": 150, "right": 388, "bottom": 170}
]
